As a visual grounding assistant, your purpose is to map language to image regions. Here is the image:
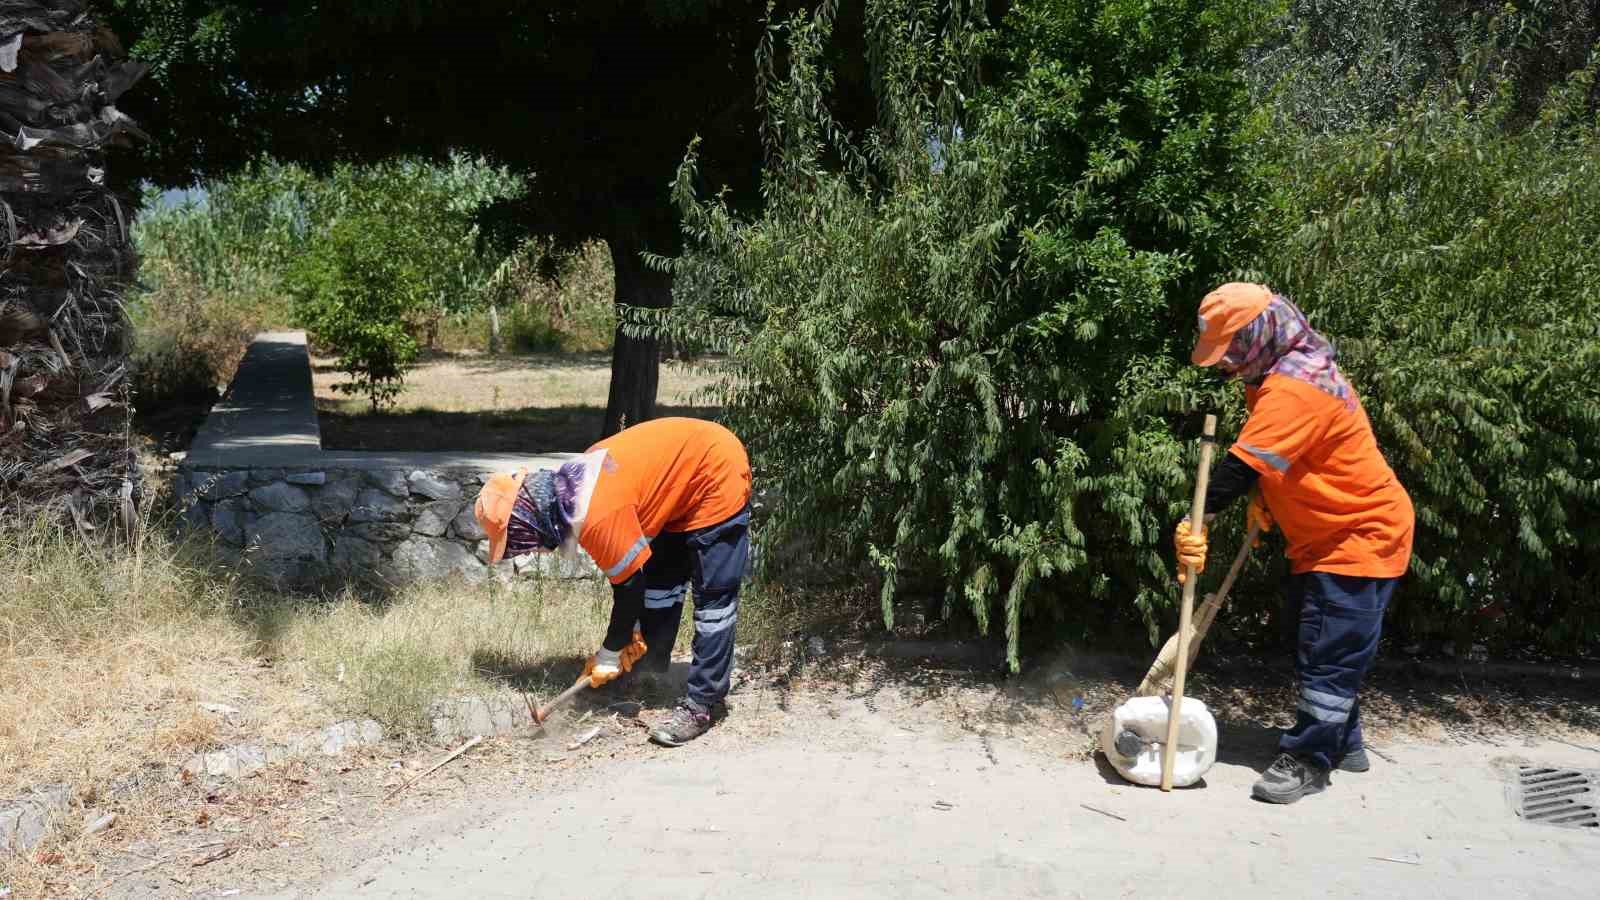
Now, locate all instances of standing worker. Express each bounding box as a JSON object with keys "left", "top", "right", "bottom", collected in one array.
[
  {"left": 475, "top": 417, "right": 753, "bottom": 747},
  {"left": 1175, "top": 283, "right": 1413, "bottom": 804}
]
